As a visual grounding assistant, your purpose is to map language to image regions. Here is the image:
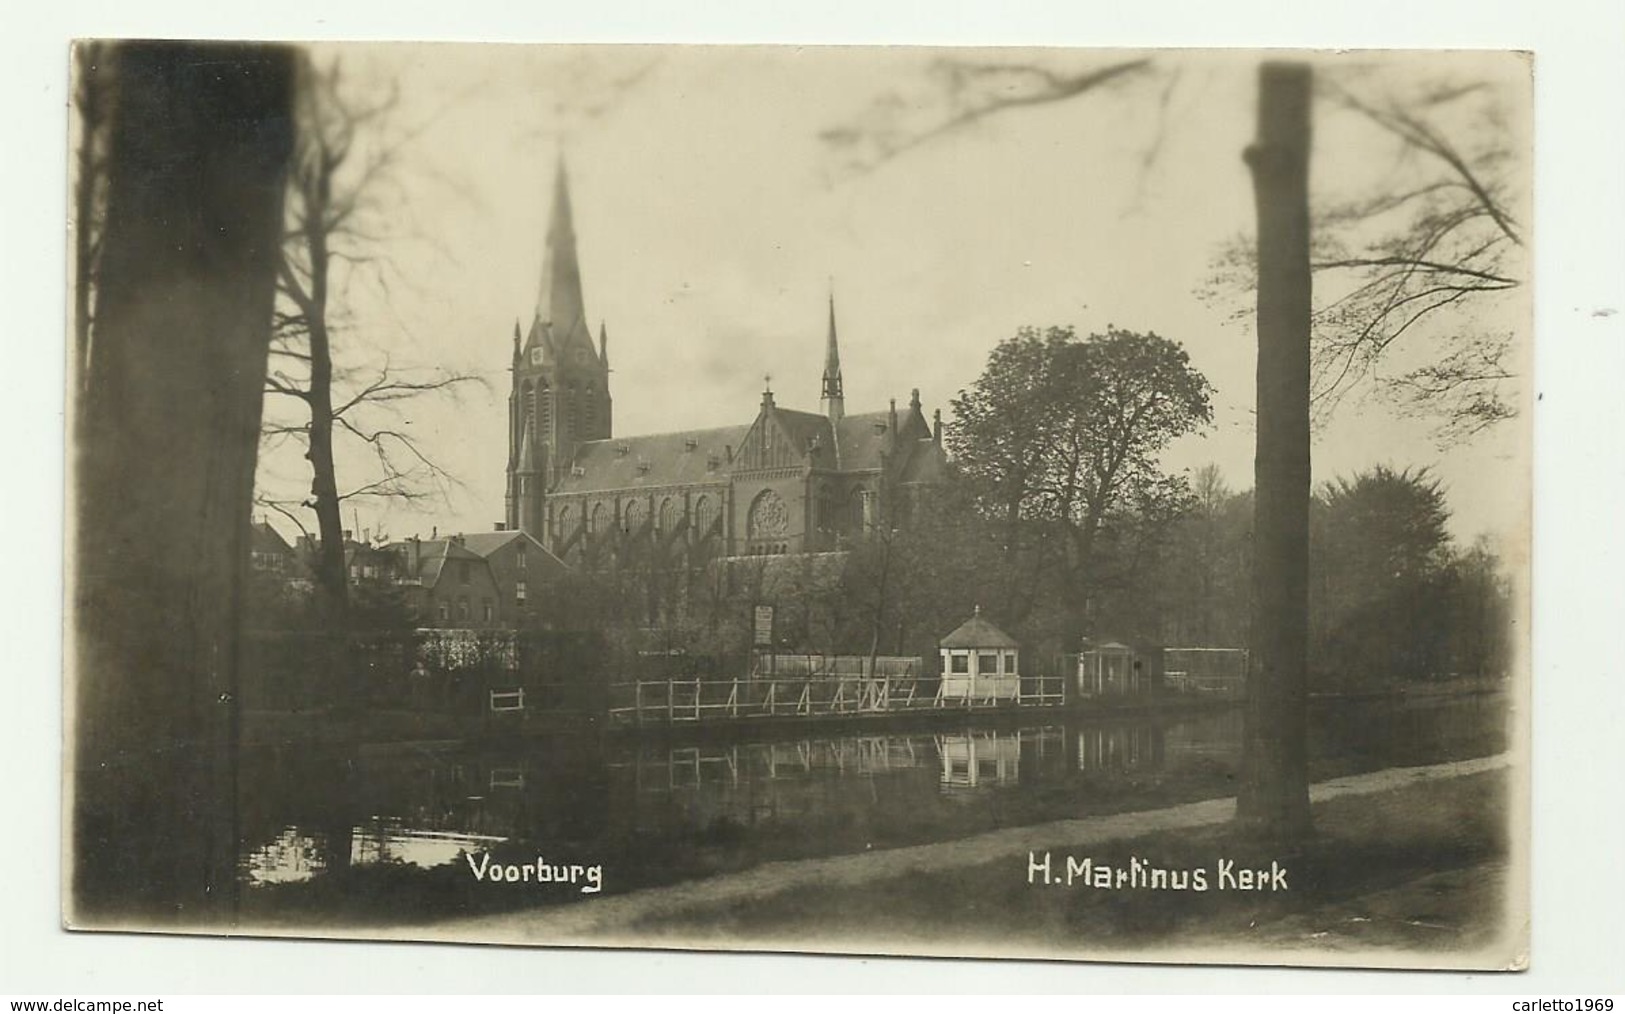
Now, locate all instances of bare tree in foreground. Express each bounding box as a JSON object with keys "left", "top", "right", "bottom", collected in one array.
[
  {"left": 263, "top": 56, "right": 478, "bottom": 628},
  {"left": 1237, "top": 62, "right": 1314, "bottom": 839},
  {"left": 73, "top": 40, "right": 295, "bottom": 923}
]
